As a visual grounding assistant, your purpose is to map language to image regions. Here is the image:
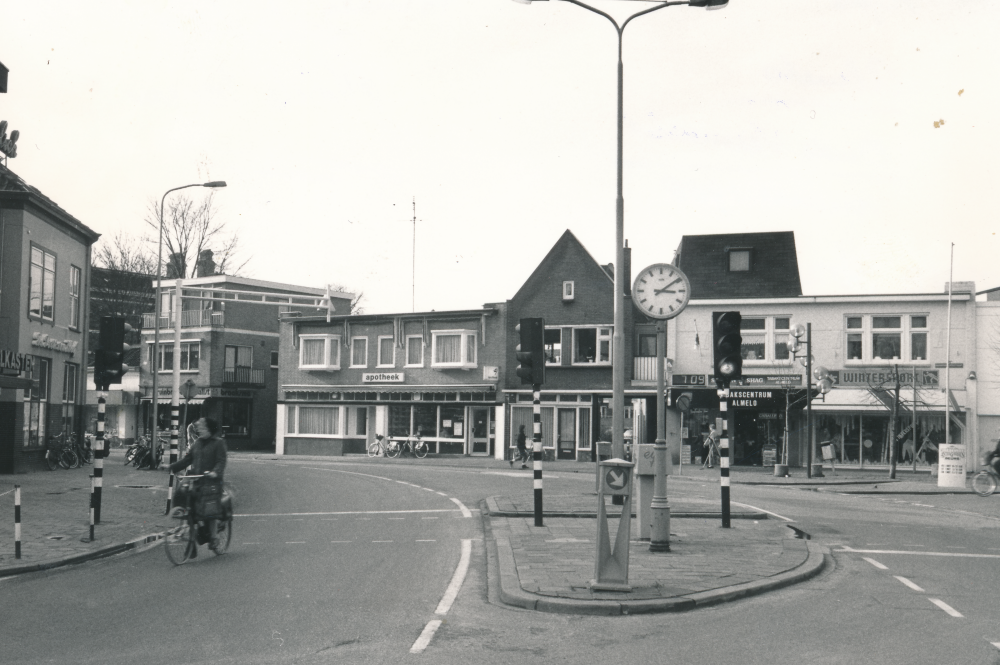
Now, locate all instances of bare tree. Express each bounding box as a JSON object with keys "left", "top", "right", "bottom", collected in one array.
[{"left": 143, "top": 191, "right": 249, "bottom": 278}]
